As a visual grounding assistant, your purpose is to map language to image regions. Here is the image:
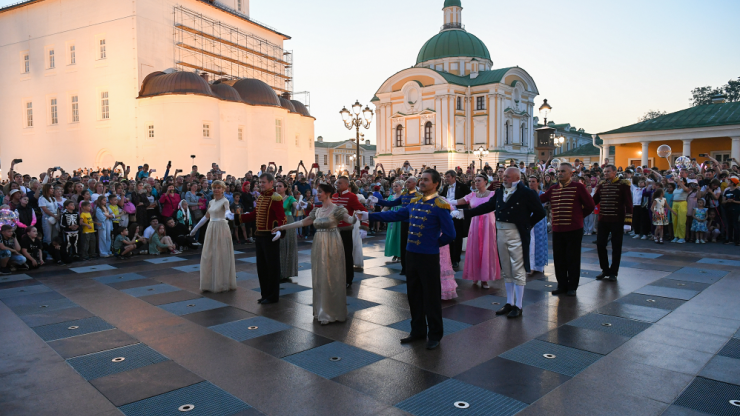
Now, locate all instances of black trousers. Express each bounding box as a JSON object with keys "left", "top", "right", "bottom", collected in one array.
[
  {"left": 597, "top": 221, "right": 625, "bottom": 276},
  {"left": 400, "top": 222, "right": 409, "bottom": 273},
  {"left": 449, "top": 219, "right": 465, "bottom": 264},
  {"left": 406, "top": 251, "right": 443, "bottom": 341},
  {"left": 255, "top": 236, "right": 281, "bottom": 302},
  {"left": 339, "top": 229, "right": 354, "bottom": 284},
  {"left": 552, "top": 229, "right": 583, "bottom": 291}
]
